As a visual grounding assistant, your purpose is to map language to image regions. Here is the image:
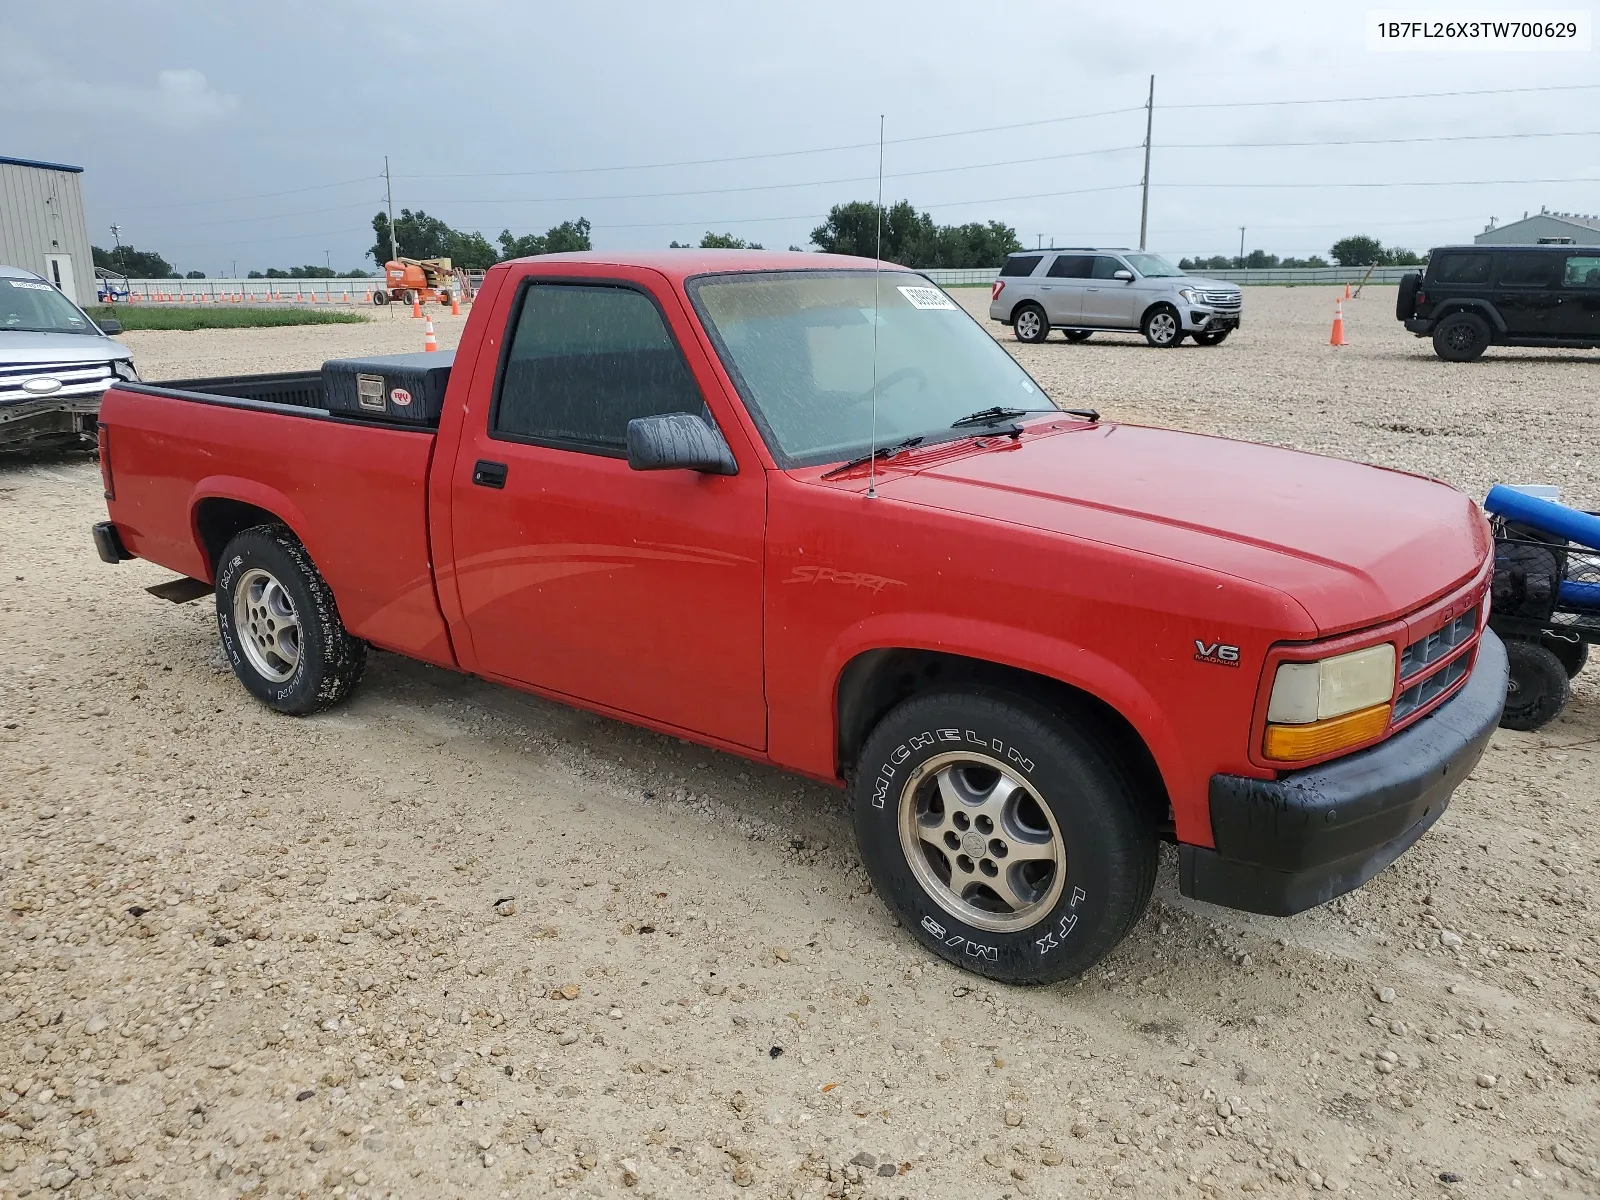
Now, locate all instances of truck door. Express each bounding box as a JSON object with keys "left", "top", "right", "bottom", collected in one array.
[
  {"left": 1081, "top": 256, "right": 1141, "bottom": 328},
  {"left": 1555, "top": 251, "right": 1600, "bottom": 338},
  {"left": 449, "top": 272, "right": 768, "bottom": 749},
  {"left": 1040, "top": 254, "right": 1090, "bottom": 325},
  {"left": 1493, "top": 251, "right": 1563, "bottom": 336}
]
